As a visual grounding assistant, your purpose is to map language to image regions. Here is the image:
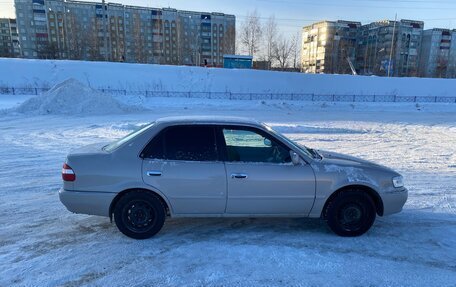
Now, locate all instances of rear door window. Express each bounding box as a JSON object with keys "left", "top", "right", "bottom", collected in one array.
[{"left": 142, "top": 125, "right": 219, "bottom": 161}]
